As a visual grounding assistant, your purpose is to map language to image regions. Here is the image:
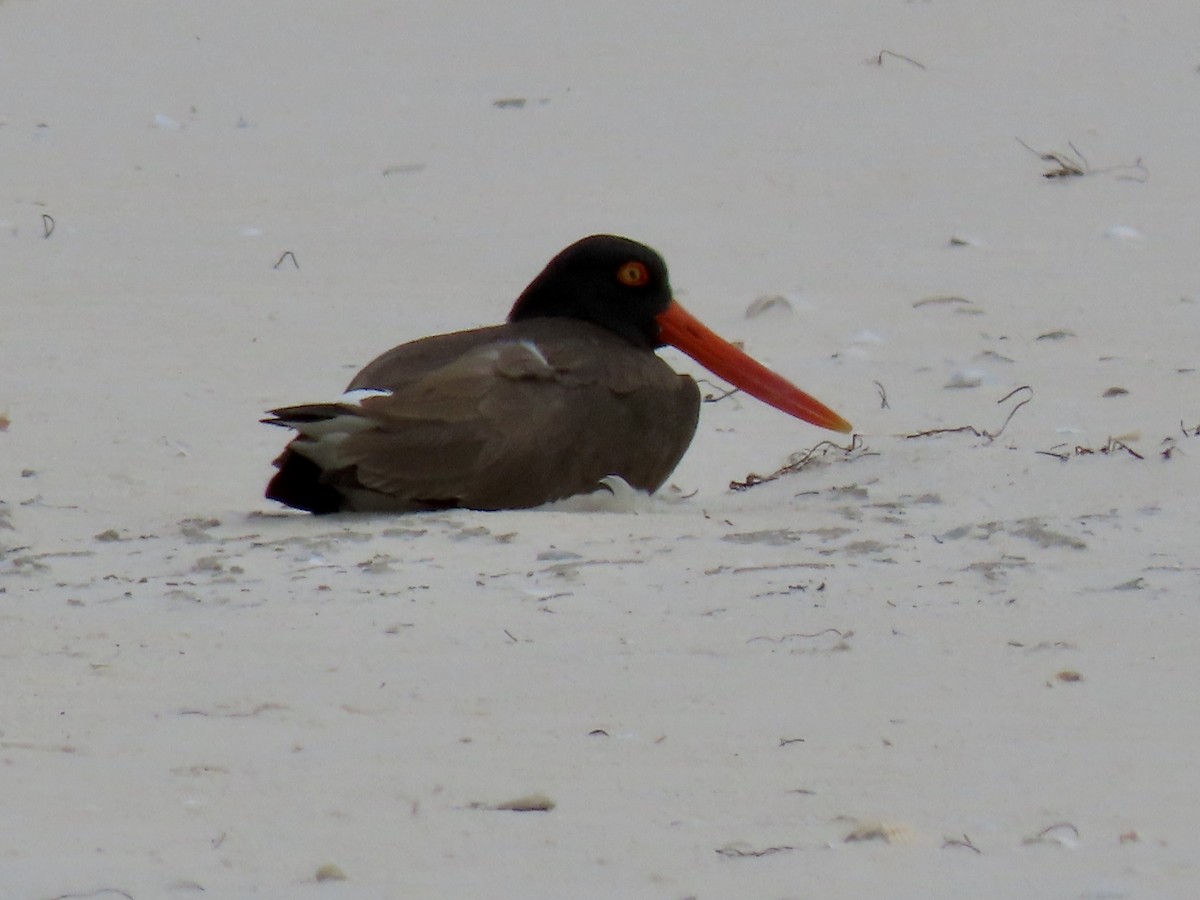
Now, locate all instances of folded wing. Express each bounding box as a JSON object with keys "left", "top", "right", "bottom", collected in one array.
[{"left": 265, "top": 319, "right": 699, "bottom": 512}]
